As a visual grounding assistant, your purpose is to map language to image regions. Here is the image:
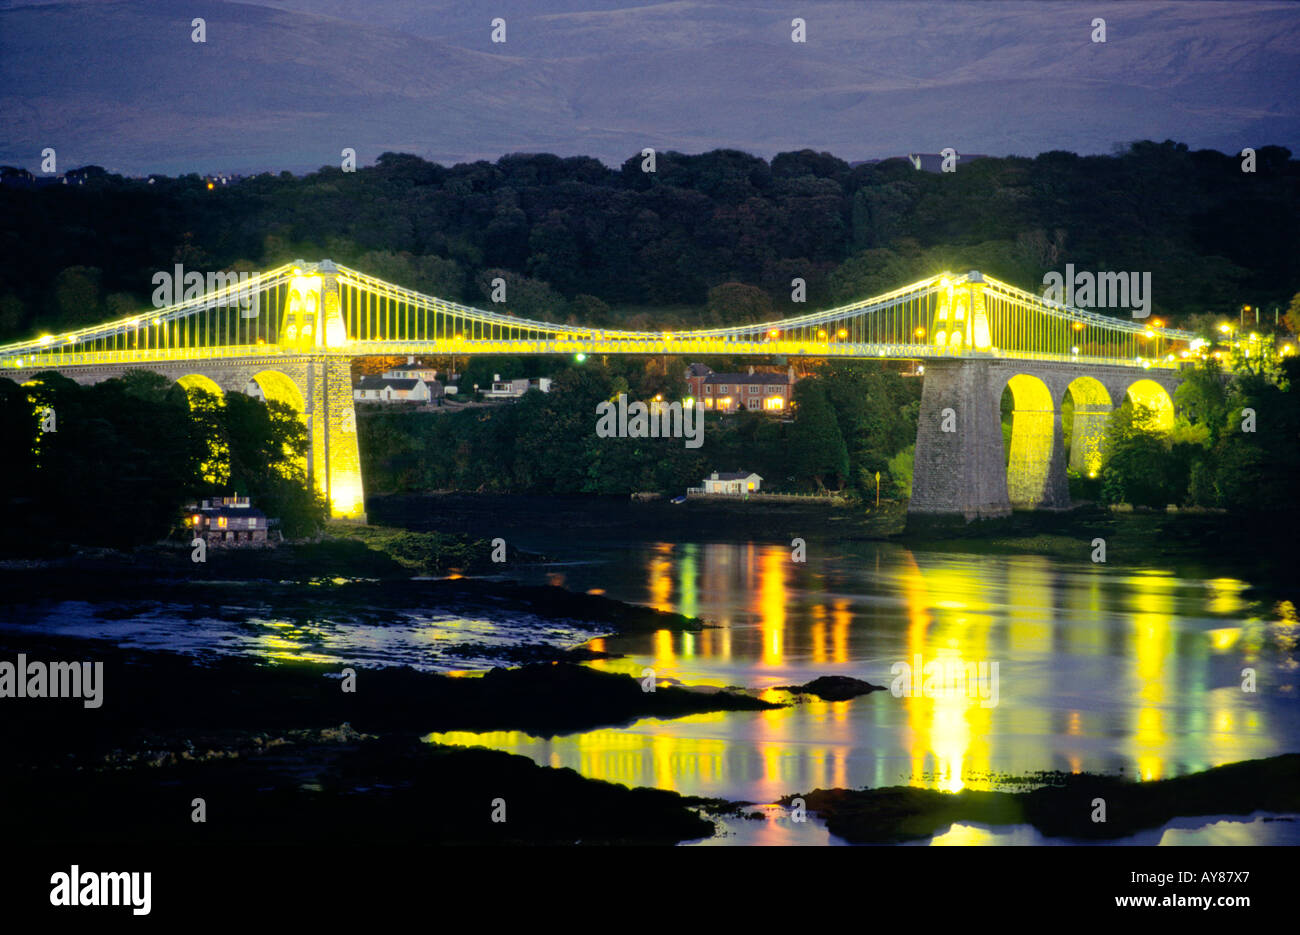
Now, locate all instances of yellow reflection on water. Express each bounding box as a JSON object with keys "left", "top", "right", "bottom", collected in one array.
[
  {"left": 757, "top": 547, "right": 786, "bottom": 667},
  {"left": 1208, "top": 577, "right": 1247, "bottom": 615},
  {"left": 1130, "top": 572, "right": 1175, "bottom": 781},
  {"left": 649, "top": 543, "right": 674, "bottom": 612},
  {"left": 654, "top": 628, "right": 675, "bottom": 666},
  {"left": 425, "top": 717, "right": 732, "bottom": 794},
  {"left": 810, "top": 603, "right": 827, "bottom": 664},
  {"left": 895, "top": 552, "right": 999, "bottom": 793},
  {"left": 533, "top": 541, "right": 1287, "bottom": 805},
  {"left": 832, "top": 598, "right": 851, "bottom": 664},
  {"left": 678, "top": 544, "right": 698, "bottom": 620}
]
